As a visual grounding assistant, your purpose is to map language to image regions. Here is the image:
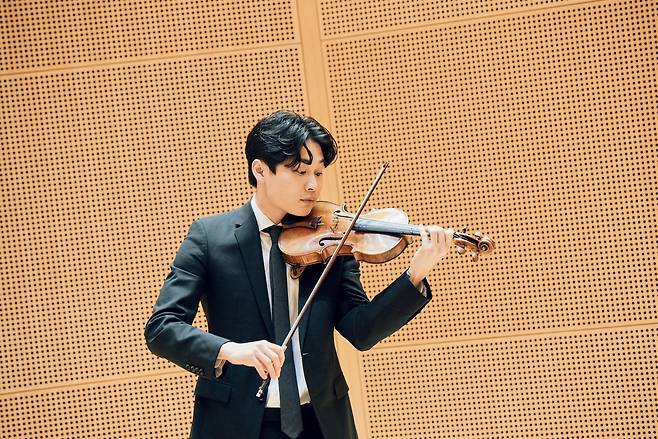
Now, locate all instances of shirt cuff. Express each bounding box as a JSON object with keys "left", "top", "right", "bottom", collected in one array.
[
  {"left": 215, "top": 341, "right": 231, "bottom": 378},
  {"left": 215, "top": 358, "right": 227, "bottom": 378}
]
